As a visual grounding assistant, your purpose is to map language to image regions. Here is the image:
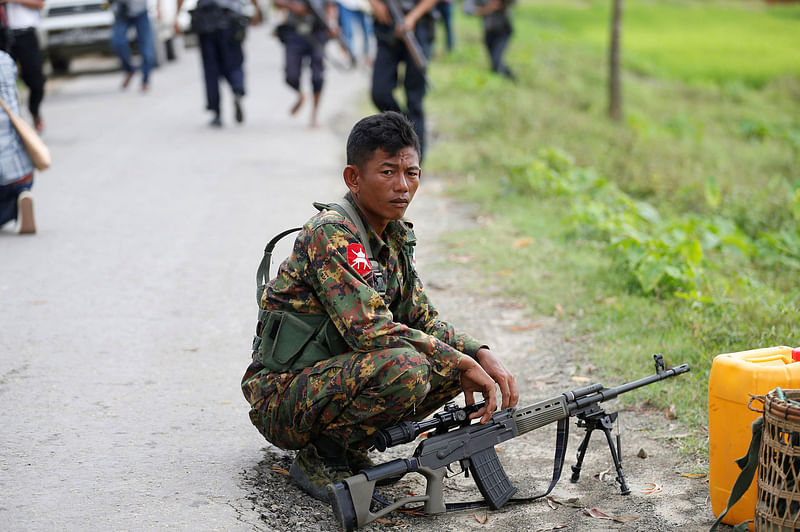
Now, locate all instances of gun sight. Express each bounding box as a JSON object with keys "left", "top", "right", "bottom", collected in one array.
[{"left": 374, "top": 401, "right": 483, "bottom": 451}]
